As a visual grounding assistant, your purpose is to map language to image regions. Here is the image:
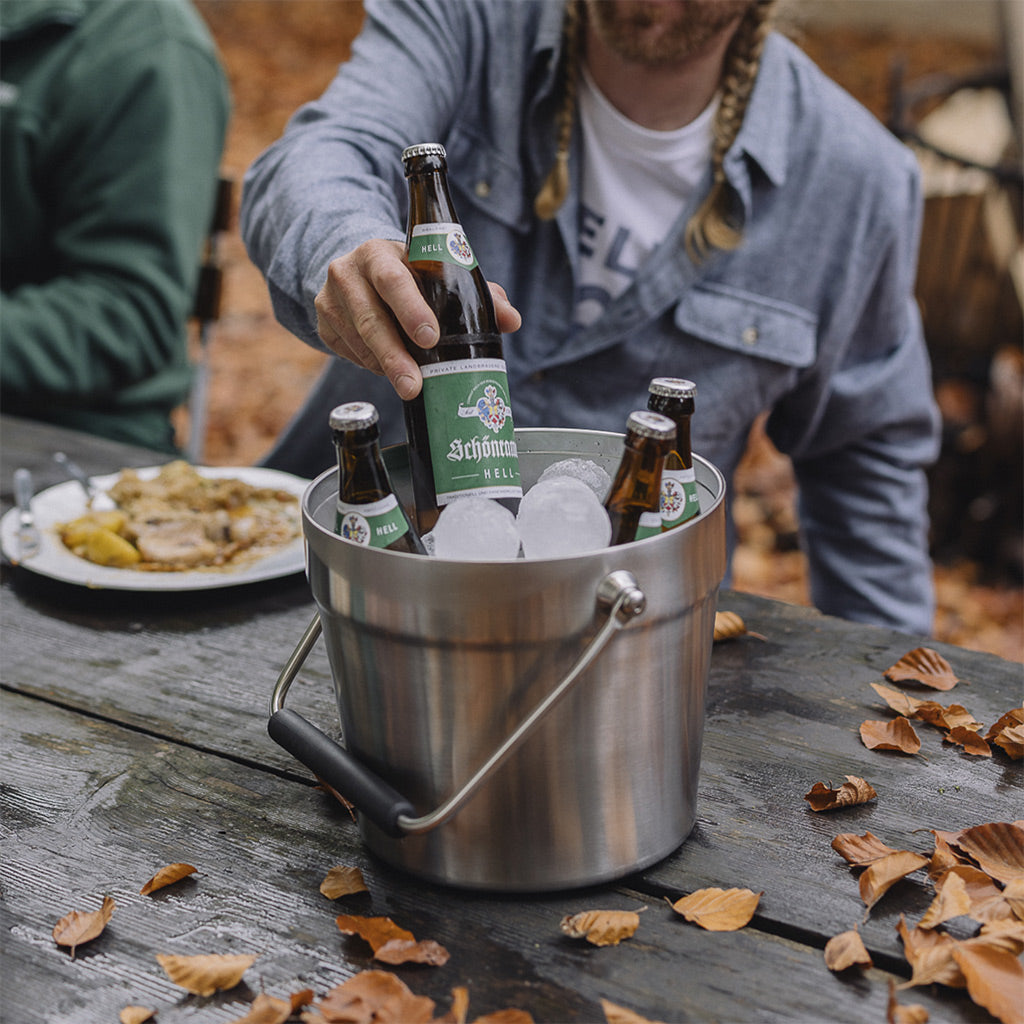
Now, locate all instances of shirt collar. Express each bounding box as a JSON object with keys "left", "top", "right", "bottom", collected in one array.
[{"left": 0, "top": 0, "right": 86, "bottom": 41}]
